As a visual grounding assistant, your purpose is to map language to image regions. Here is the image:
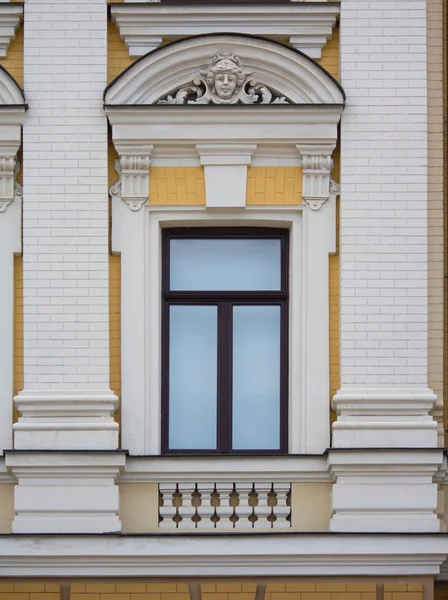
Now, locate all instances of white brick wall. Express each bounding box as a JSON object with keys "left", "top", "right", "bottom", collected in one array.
[
  {"left": 22, "top": 0, "right": 110, "bottom": 390},
  {"left": 339, "top": 0, "right": 429, "bottom": 387}
]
